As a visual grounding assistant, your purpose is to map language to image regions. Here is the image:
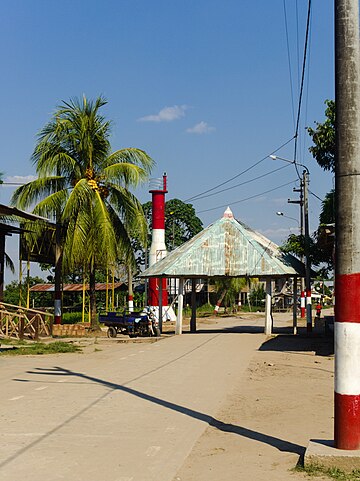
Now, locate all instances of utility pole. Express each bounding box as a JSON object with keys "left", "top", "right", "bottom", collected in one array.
[
  {"left": 290, "top": 181, "right": 305, "bottom": 318},
  {"left": 334, "top": 0, "right": 360, "bottom": 450},
  {"left": 289, "top": 170, "right": 312, "bottom": 329},
  {"left": 303, "top": 169, "right": 312, "bottom": 332}
]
